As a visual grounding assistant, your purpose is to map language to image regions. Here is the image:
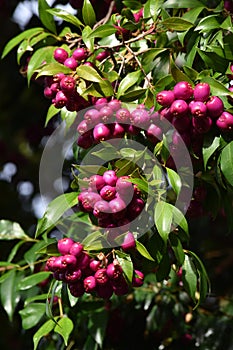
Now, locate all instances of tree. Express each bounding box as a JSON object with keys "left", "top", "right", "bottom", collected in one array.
[{"left": 1, "top": 0, "right": 233, "bottom": 349}]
